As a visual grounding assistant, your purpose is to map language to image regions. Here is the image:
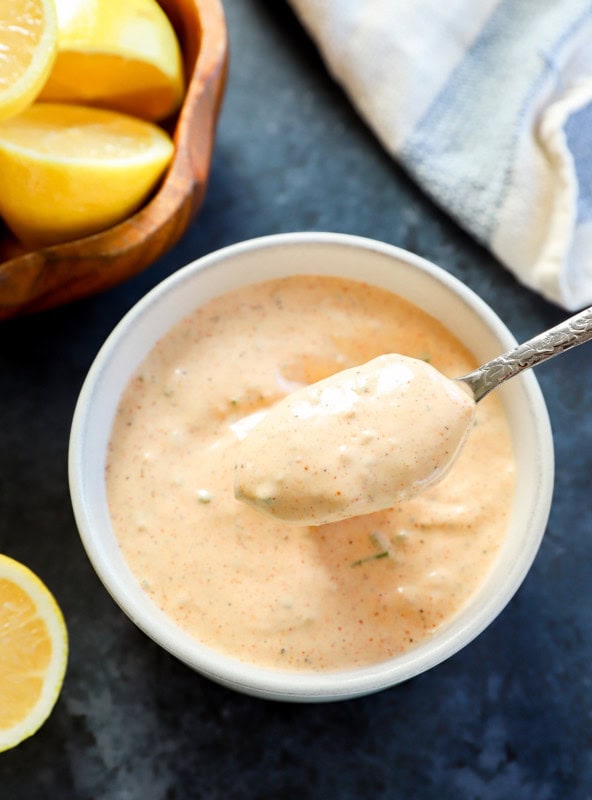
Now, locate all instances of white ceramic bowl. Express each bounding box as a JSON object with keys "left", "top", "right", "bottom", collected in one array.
[{"left": 69, "top": 232, "right": 554, "bottom": 702}]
